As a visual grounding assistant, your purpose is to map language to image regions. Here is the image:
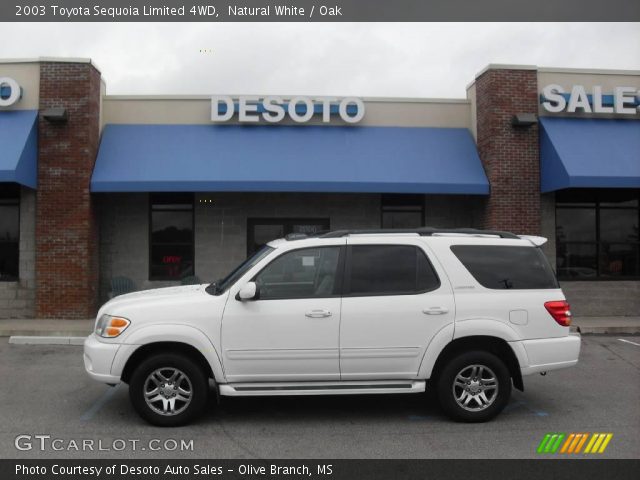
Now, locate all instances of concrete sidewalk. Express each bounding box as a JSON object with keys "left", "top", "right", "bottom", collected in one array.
[
  {"left": 0, "top": 318, "right": 93, "bottom": 337},
  {"left": 0, "top": 316, "right": 639, "bottom": 340},
  {"left": 573, "top": 316, "right": 640, "bottom": 335}
]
